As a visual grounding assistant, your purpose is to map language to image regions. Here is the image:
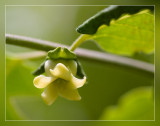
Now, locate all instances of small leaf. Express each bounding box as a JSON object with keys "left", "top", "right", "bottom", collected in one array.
[
  {"left": 84, "top": 10, "right": 154, "bottom": 56},
  {"left": 48, "top": 47, "right": 77, "bottom": 60},
  {"left": 77, "top": 5, "right": 154, "bottom": 34}
]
